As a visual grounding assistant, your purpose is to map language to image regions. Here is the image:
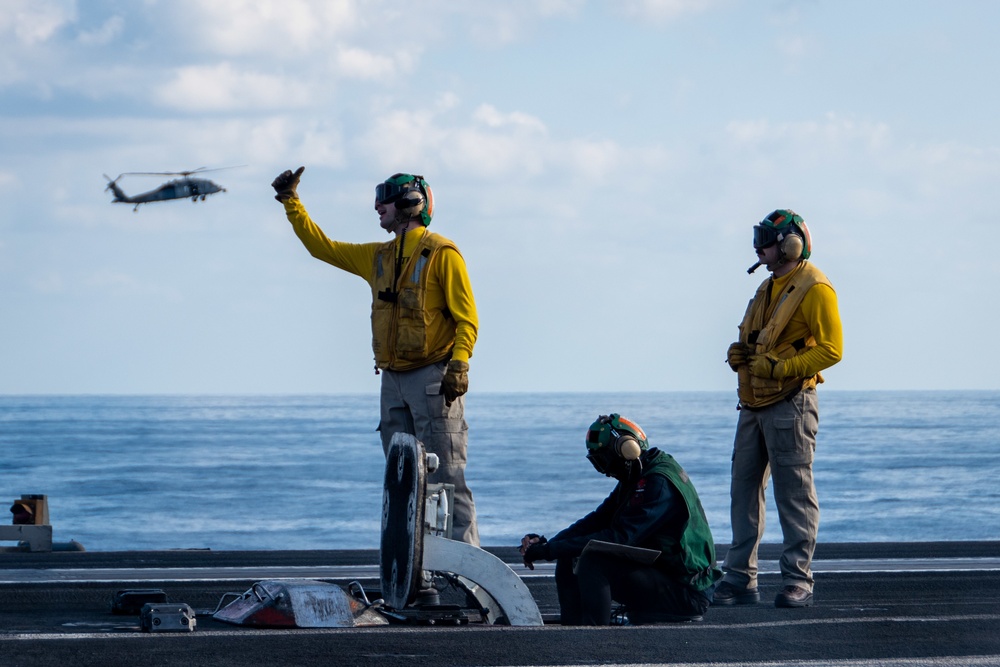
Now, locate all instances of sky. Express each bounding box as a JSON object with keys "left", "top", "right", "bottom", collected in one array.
[{"left": 2, "top": 0, "right": 998, "bottom": 395}]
